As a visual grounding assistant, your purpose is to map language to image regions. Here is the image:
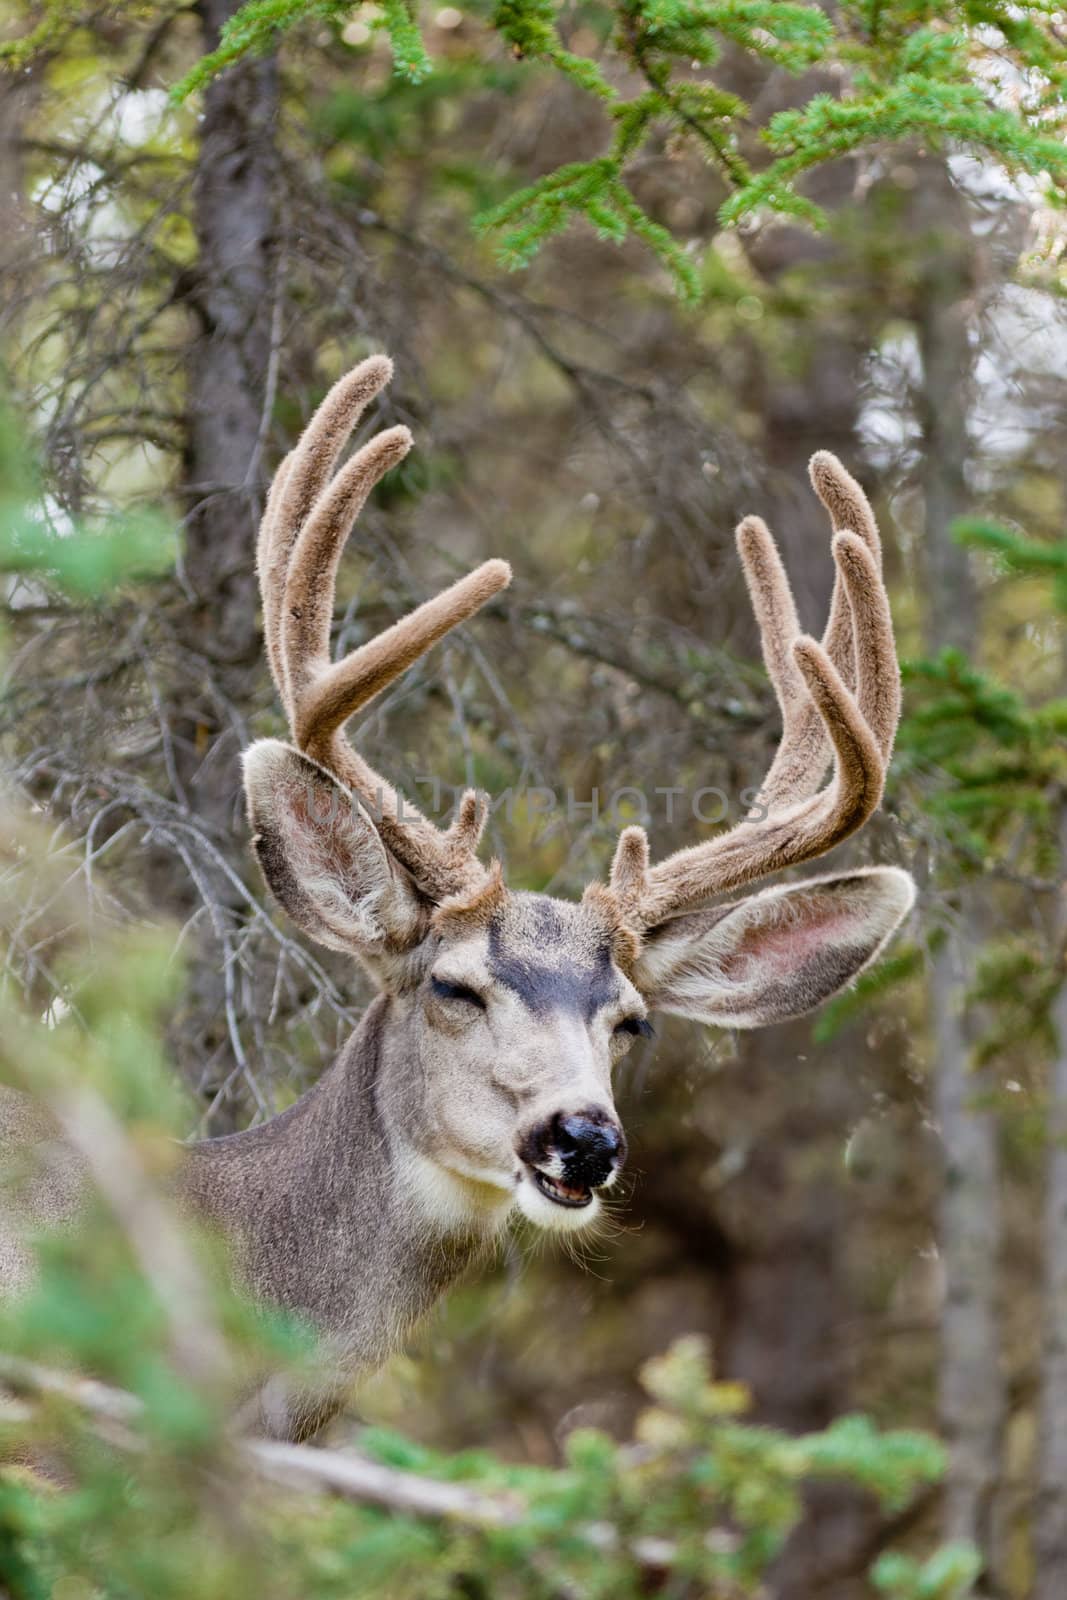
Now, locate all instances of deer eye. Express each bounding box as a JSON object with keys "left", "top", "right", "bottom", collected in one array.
[
  {"left": 615, "top": 1015, "right": 654, "bottom": 1039},
  {"left": 430, "top": 977, "right": 487, "bottom": 1010}
]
